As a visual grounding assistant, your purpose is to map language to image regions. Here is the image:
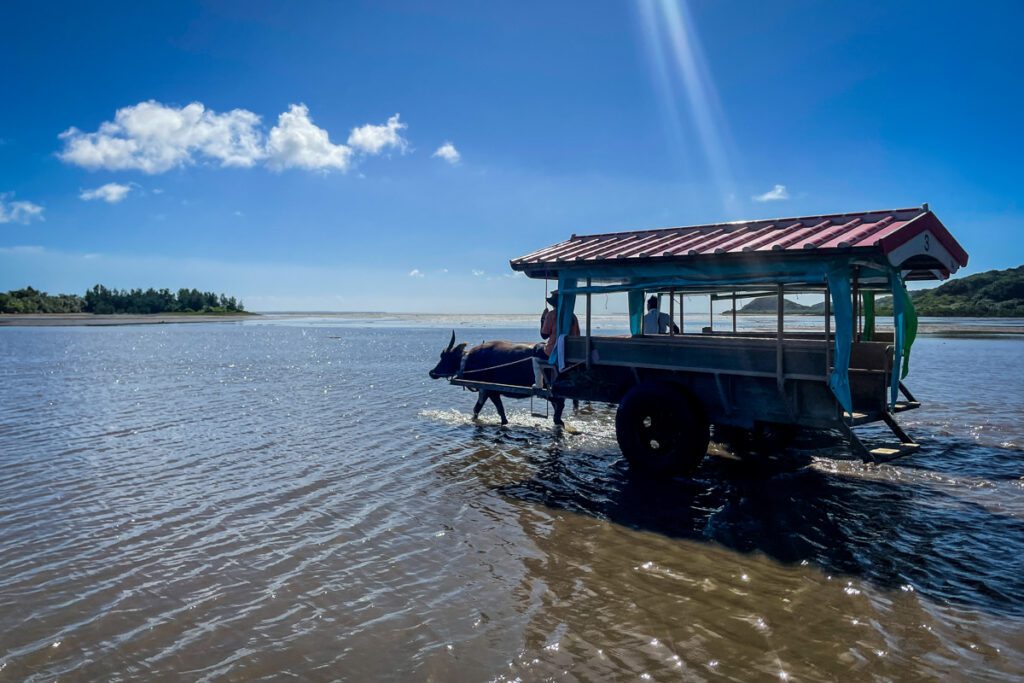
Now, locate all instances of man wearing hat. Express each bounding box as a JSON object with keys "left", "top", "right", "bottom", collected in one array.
[{"left": 535, "top": 290, "right": 580, "bottom": 388}]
